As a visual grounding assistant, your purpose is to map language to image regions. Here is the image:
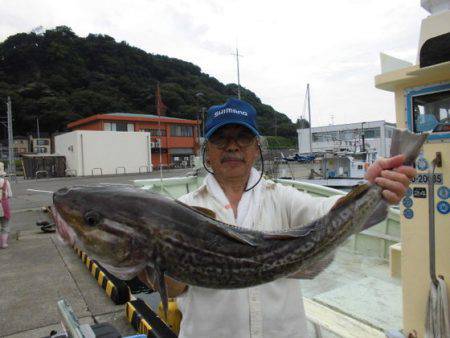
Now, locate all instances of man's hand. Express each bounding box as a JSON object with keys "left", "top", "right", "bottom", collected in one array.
[{"left": 365, "top": 154, "right": 417, "bottom": 205}]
